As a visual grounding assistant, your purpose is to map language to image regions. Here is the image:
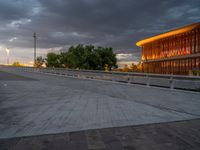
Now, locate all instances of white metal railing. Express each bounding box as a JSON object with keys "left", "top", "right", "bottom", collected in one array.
[{"left": 1, "top": 65, "right": 200, "bottom": 91}]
